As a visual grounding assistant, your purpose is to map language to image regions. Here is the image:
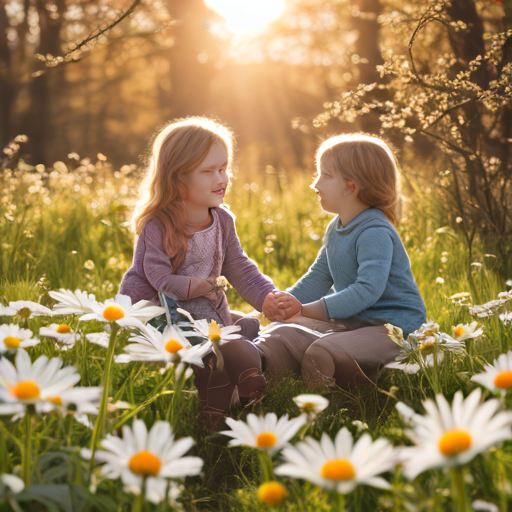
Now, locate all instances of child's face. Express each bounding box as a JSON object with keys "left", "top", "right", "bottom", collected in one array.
[
  {"left": 184, "top": 143, "right": 229, "bottom": 208},
  {"left": 312, "top": 164, "right": 358, "bottom": 214}
]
